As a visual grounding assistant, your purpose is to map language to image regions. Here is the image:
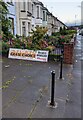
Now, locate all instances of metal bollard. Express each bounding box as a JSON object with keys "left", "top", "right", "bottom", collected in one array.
[
  {"left": 50, "top": 70, "right": 55, "bottom": 106},
  {"left": 47, "top": 70, "right": 58, "bottom": 108},
  {"left": 61, "top": 49, "right": 64, "bottom": 55},
  {"left": 59, "top": 56, "right": 63, "bottom": 79}
]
